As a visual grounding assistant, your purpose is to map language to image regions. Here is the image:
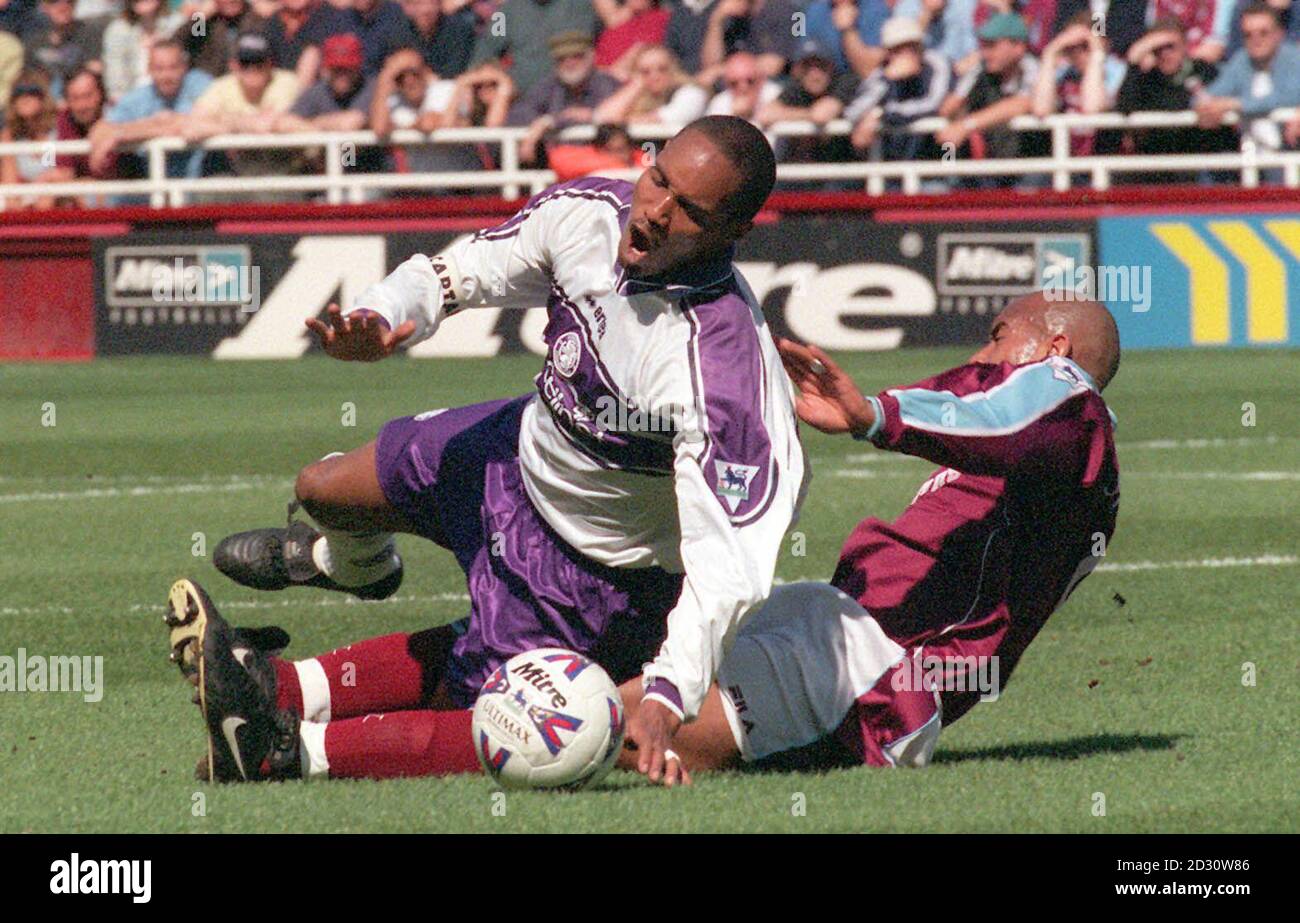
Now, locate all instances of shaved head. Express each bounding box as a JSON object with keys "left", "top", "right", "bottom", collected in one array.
[{"left": 971, "top": 292, "right": 1122, "bottom": 390}]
